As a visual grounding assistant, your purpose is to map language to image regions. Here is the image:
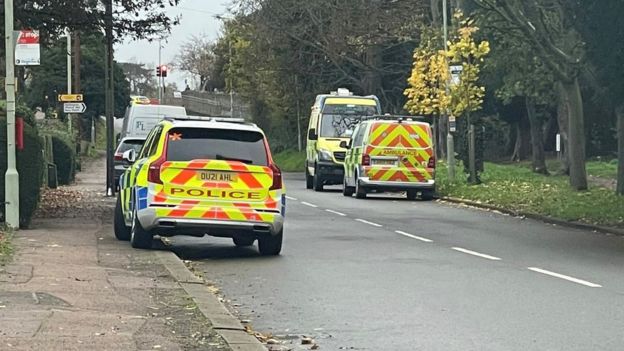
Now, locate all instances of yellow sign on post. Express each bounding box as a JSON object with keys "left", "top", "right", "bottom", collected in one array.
[{"left": 58, "top": 94, "right": 83, "bottom": 102}]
